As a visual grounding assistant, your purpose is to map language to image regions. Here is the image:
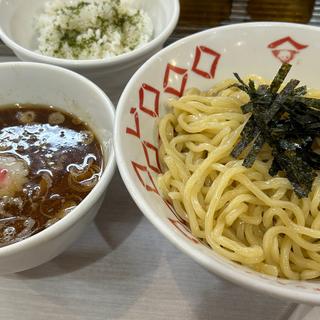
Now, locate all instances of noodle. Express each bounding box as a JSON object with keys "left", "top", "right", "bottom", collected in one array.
[
  {"left": 157, "top": 78, "right": 320, "bottom": 280},
  {"left": 68, "top": 161, "right": 100, "bottom": 193}
]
